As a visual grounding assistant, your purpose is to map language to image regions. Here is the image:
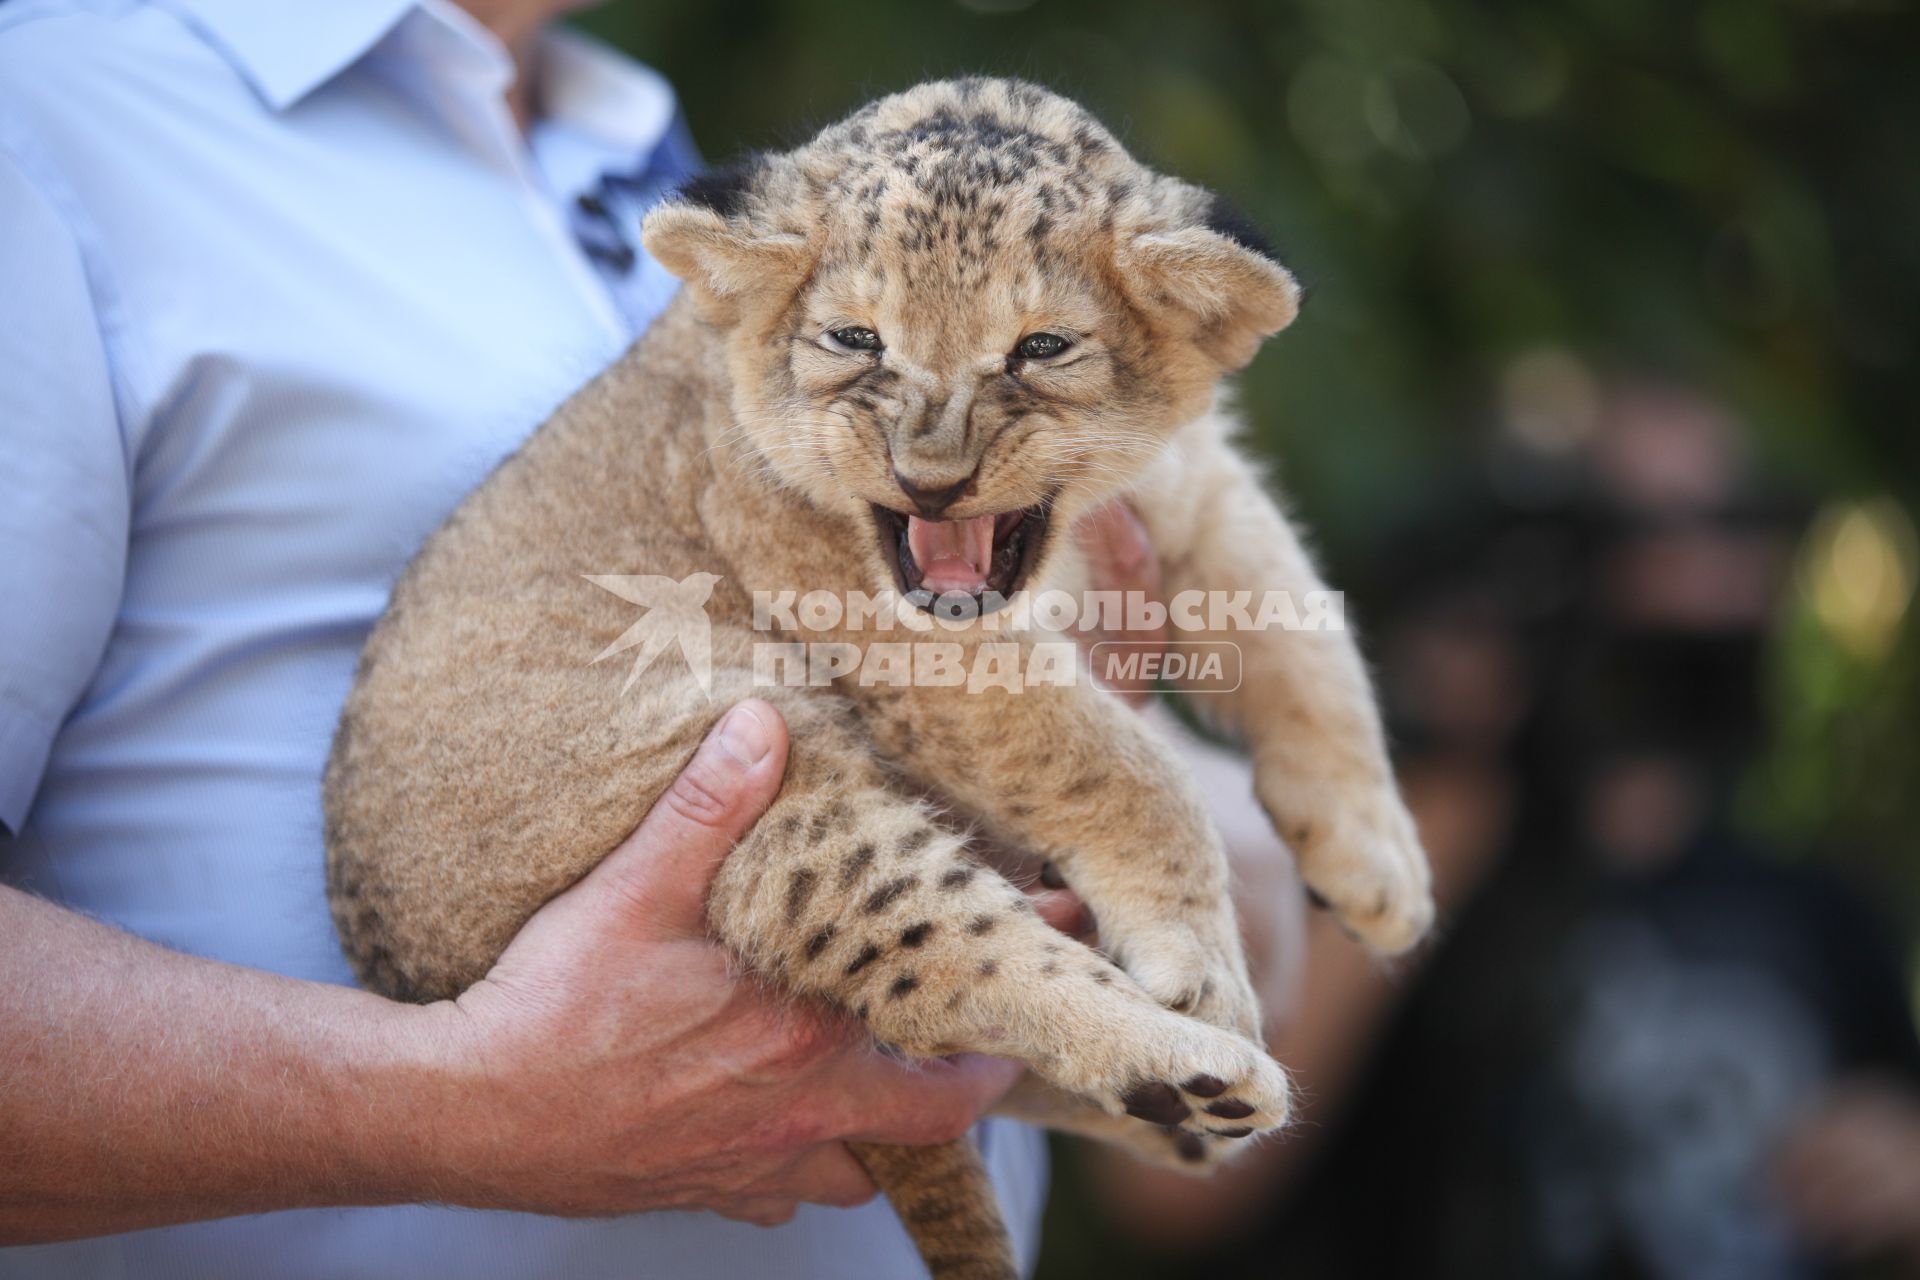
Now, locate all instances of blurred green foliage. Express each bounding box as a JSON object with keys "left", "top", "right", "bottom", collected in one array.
[{"left": 582, "top": 0, "right": 1917, "bottom": 507}]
